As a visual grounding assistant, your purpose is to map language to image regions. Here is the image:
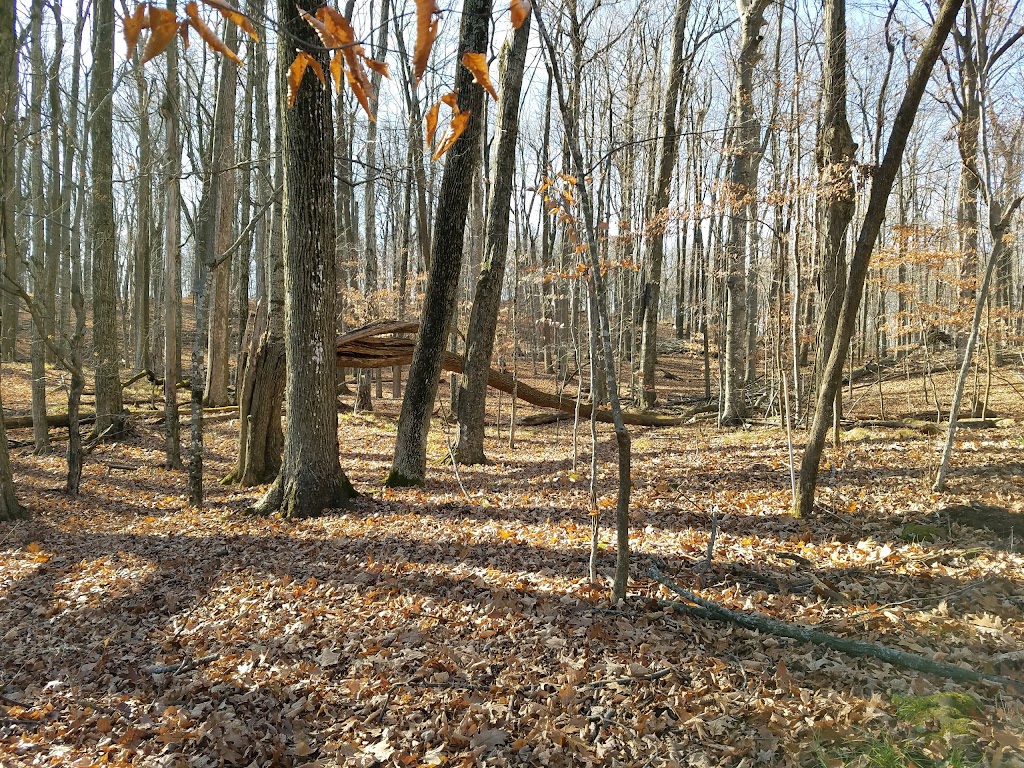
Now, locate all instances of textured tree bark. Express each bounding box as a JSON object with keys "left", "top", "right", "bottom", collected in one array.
[
  {"left": 638, "top": 0, "right": 692, "bottom": 409},
  {"left": 162, "top": 5, "right": 184, "bottom": 469},
  {"left": 721, "top": 0, "right": 771, "bottom": 425},
  {"left": 28, "top": 0, "right": 49, "bottom": 454},
  {"left": 455, "top": 14, "right": 530, "bottom": 465},
  {"left": 0, "top": 0, "right": 19, "bottom": 363},
  {"left": 254, "top": 0, "right": 354, "bottom": 517},
  {"left": 204, "top": 22, "right": 239, "bottom": 408},
  {"left": 387, "top": 0, "right": 491, "bottom": 487},
  {"left": 89, "top": 0, "right": 123, "bottom": 435},
  {"left": 812, "top": 0, "right": 856, "bottom": 437},
  {"left": 796, "top": 0, "right": 964, "bottom": 517},
  {"left": 133, "top": 64, "right": 153, "bottom": 374}
]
